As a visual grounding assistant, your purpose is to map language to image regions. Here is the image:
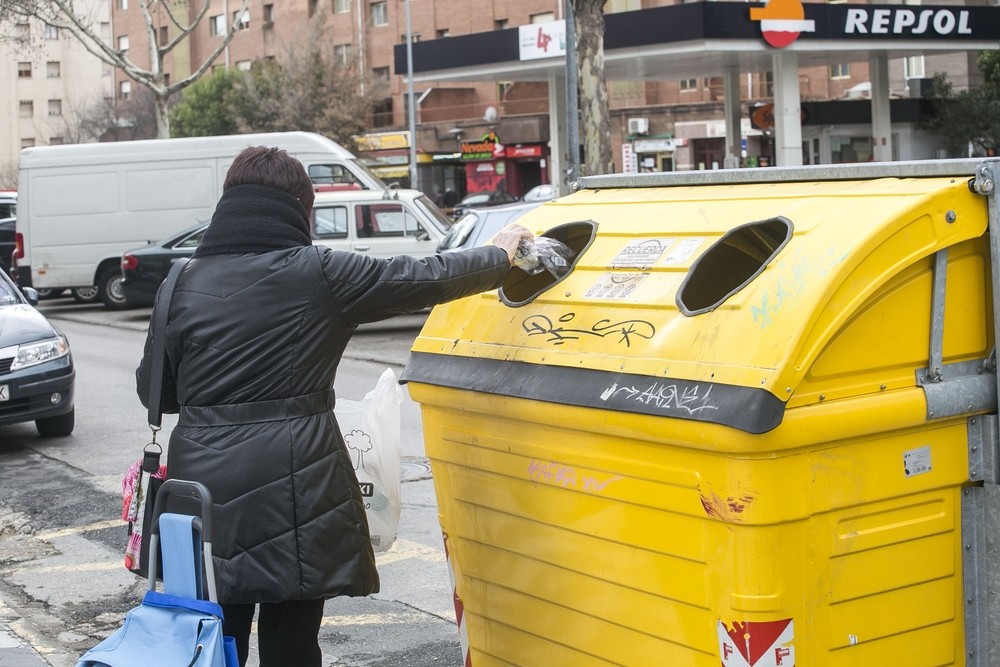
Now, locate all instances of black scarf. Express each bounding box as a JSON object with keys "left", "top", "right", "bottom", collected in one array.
[{"left": 194, "top": 184, "right": 312, "bottom": 258}]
